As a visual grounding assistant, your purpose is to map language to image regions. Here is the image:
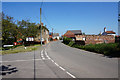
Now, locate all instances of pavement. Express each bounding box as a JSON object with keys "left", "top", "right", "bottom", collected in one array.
[{"left": 1, "top": 41, "right": 118, "bottom": 78}]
